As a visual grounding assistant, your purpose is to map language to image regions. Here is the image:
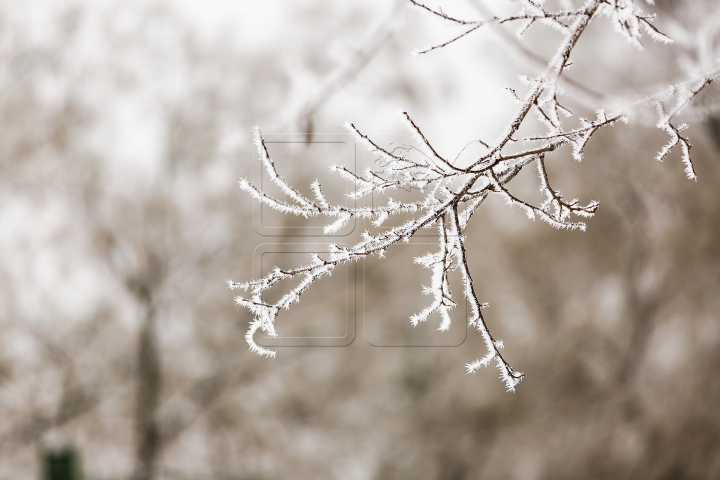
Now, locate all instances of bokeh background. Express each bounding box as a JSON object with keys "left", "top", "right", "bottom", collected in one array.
[{"left": 1, "top": 0, "right": 719, "bottom": 478}]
